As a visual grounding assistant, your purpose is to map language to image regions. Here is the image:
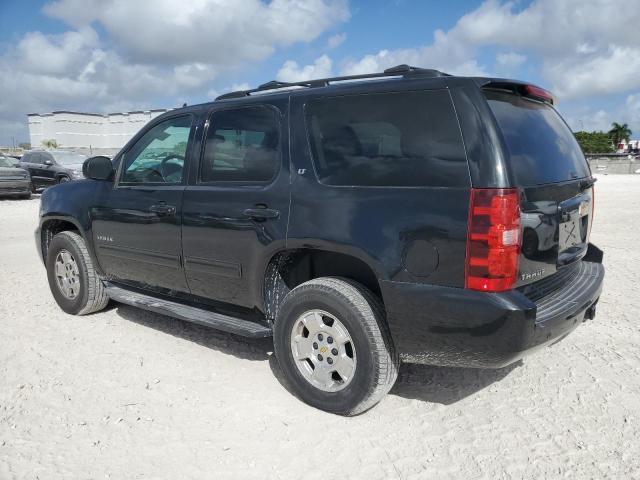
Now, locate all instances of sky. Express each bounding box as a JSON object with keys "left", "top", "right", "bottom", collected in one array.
[{"left": 1, "top": 0, "right": 639, "bottom": 145}]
